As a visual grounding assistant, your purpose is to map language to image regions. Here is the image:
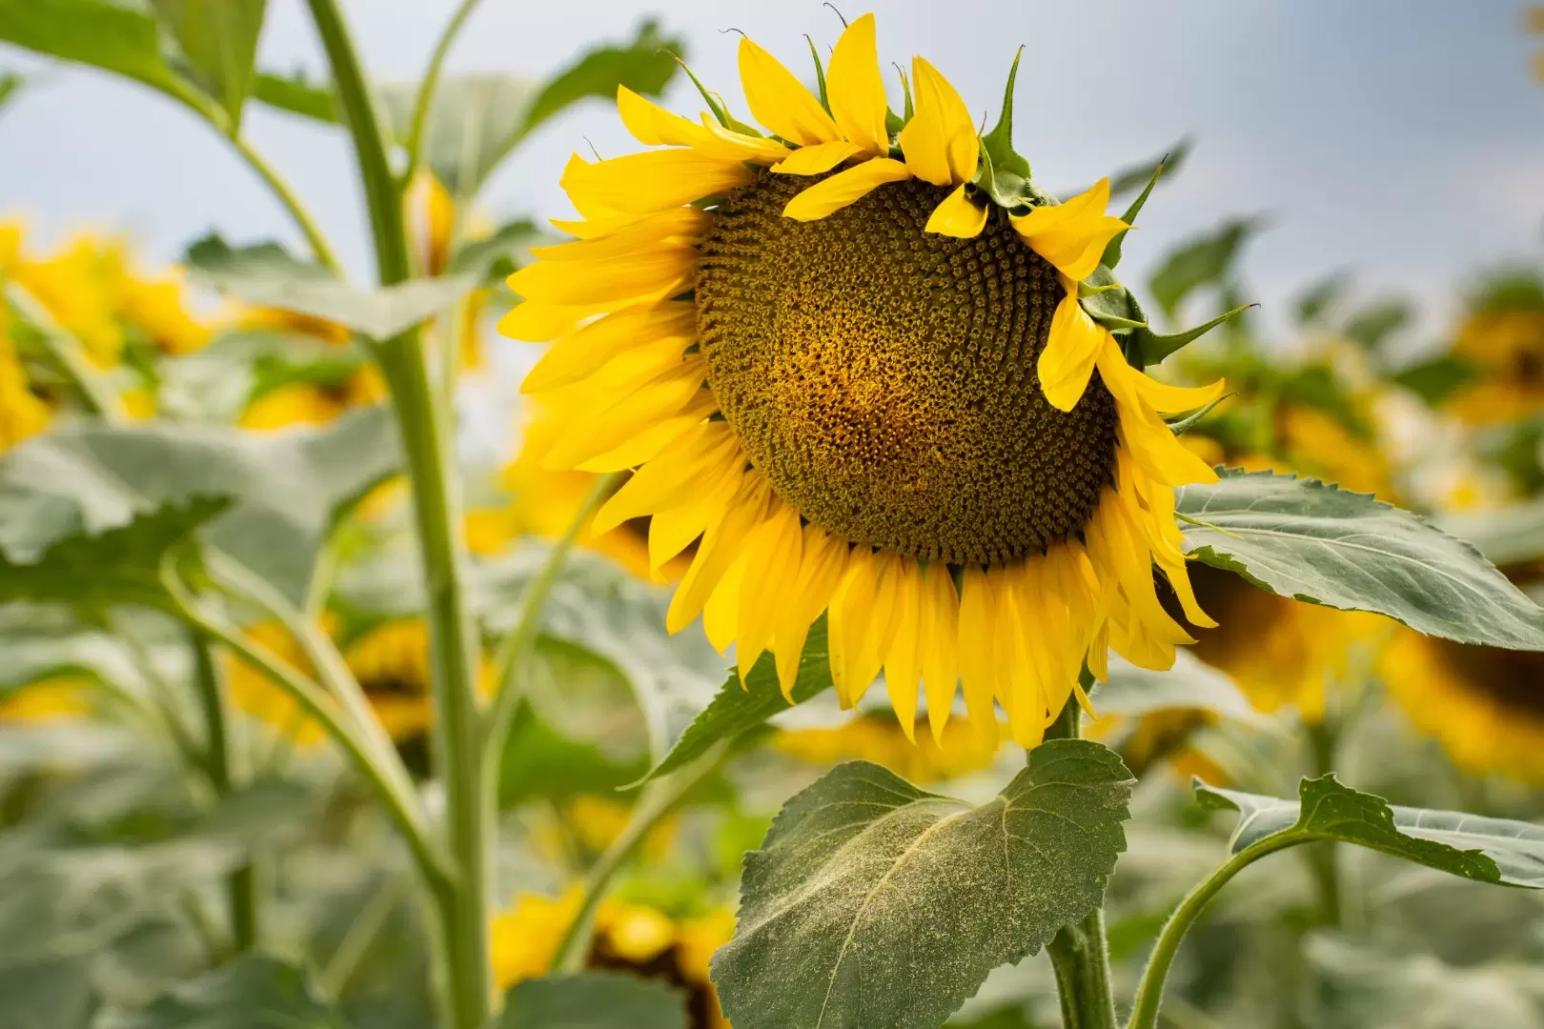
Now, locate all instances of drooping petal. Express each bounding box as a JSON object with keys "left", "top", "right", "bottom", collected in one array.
[
  {"left": 898, "top": 56, "right": 977, "bottom": 185},
  {"left": 738, "top": 36, "right": 840, "bottom": 146},
  {"left": 614, "top": 86, "right": 790, "bottom": 164},
  {"left": 771, "top": 526, "right": 850, "bottom": 697},
  {"left": 923, "top": 183, "right": 988, "bottom": 238},
  {"left": 782, "top": 157, "right": 911, "bottom": 221},
  {"left": 826, "top": 13, "right": 890, "bottom": 155},
  {"left": 918, "top": 562, "right": 960, "bottom": 745},
  {"left": 880, "top": 560, "right": 924, "bottom": 742},
  {"left": 1011, "top": 178, "right": 1128, "bottom": 282},
  {"left": 956, "top": 566, "right": 1001, "bottom": 744},
  {"left": 667, "top": 475, "right": 772, "bottom": 633},
  {"left": 736, "top": 500, "right": 805, "bottom": 683},
  {"left": 1038, "top": 288, "right": 1106, "bottom": 411},
  {"left": 771, "top": 140, "right": 863, "bottom": 176}
]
